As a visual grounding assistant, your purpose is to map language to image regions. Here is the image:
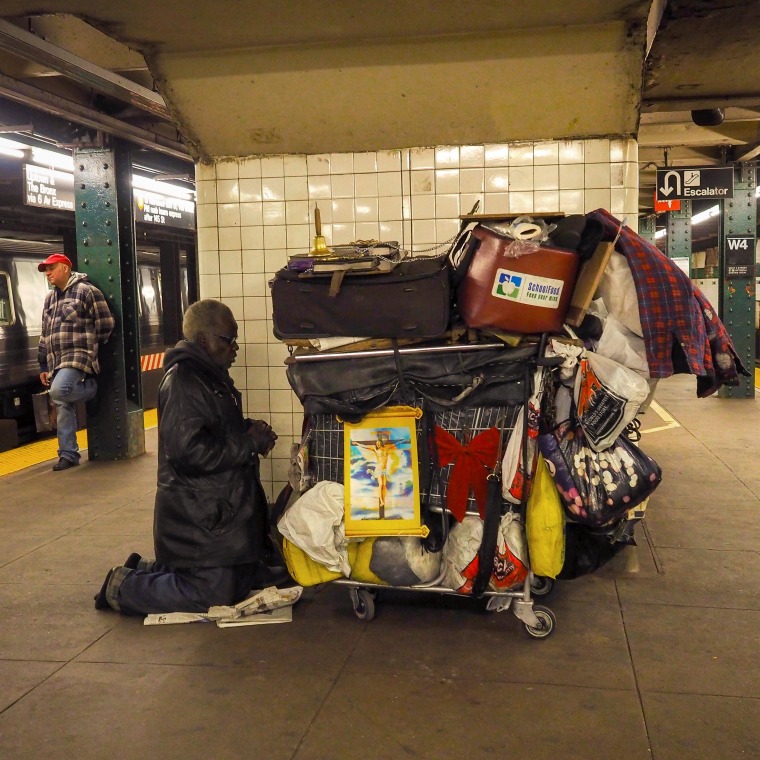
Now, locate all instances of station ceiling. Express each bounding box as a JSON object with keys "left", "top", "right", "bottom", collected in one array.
[{"left": 0, "top": 0, "right": 758, "bottom": 220}]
